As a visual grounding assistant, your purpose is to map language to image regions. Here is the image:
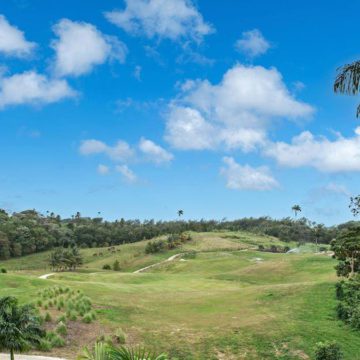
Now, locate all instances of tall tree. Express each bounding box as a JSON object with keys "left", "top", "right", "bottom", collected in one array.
[
  {"left": 331, "top": 226, "right": 360, "bottom": 277},
  {"left": 292, "top": 205, "right": 302, "bottom": 218},
  {"left": 0, "top": 296, "right": 44, "bottom": 360},
  {"left": 334, "top": 60, "right": 360, "bottom": 117}
]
